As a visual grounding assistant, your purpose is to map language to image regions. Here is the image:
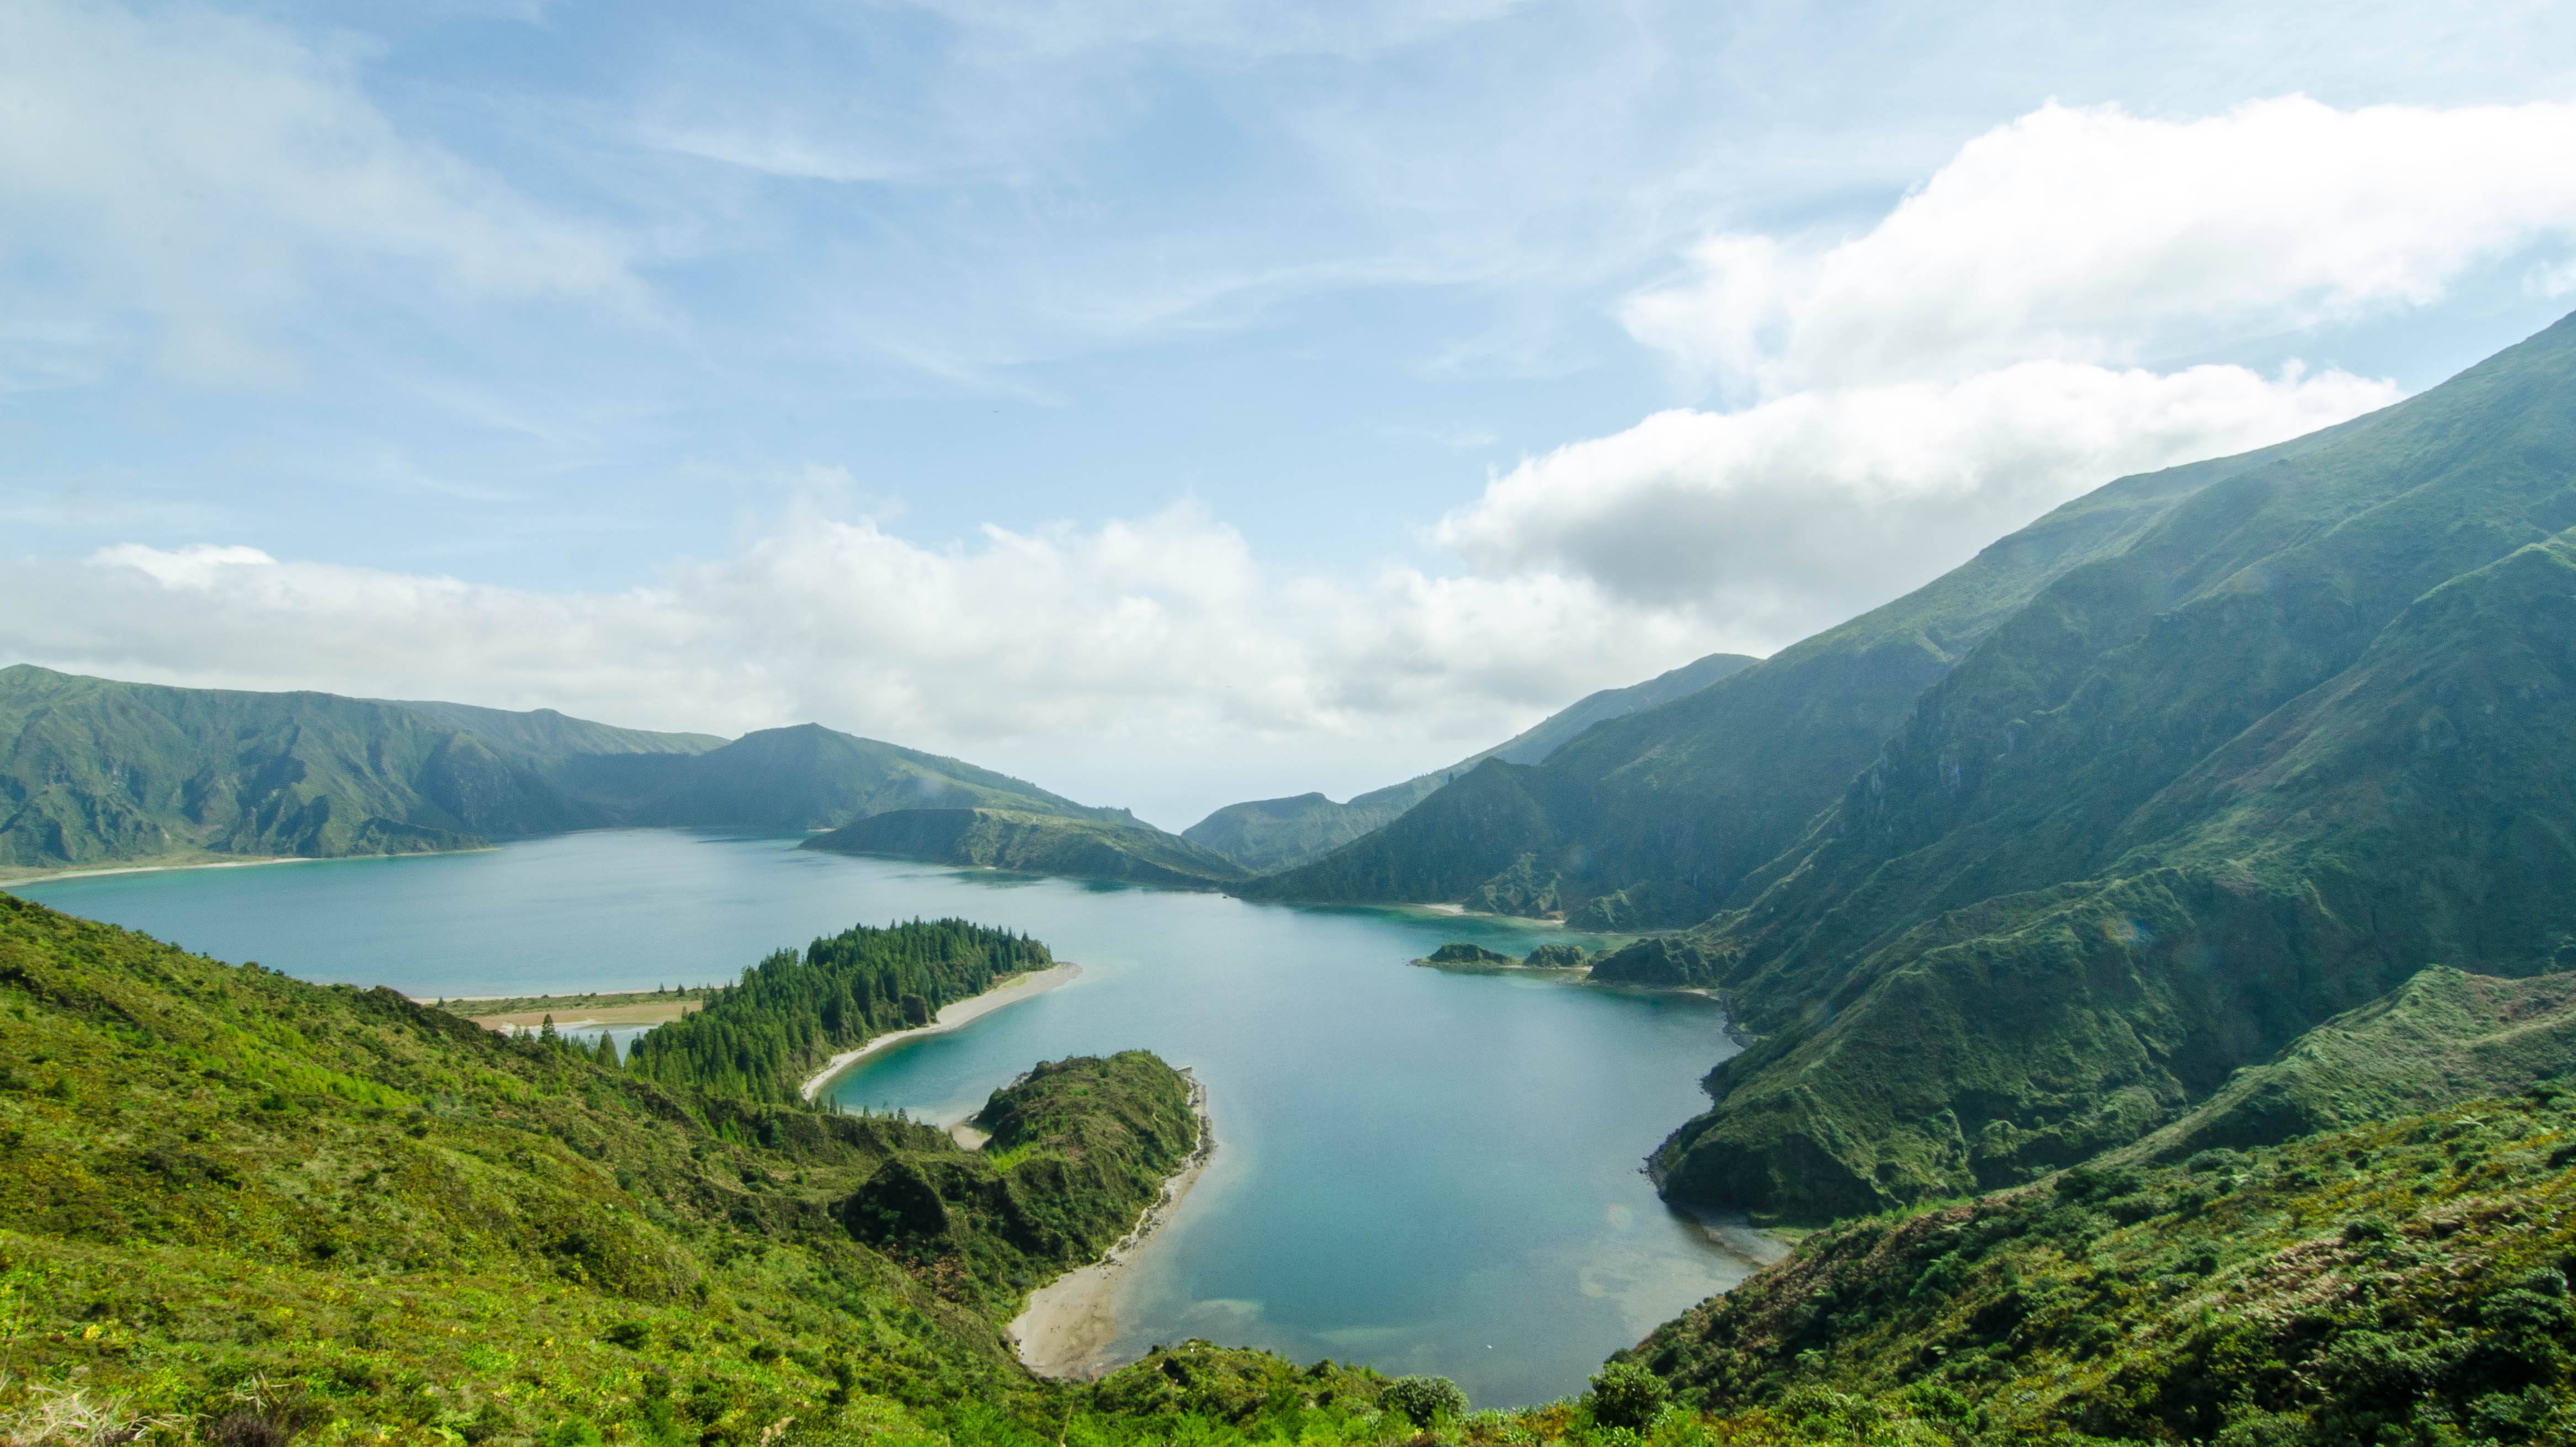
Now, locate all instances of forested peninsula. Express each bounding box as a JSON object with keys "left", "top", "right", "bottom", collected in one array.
[{"left": 622, "top": 918, "right": 1054, "bottom": 1103}]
